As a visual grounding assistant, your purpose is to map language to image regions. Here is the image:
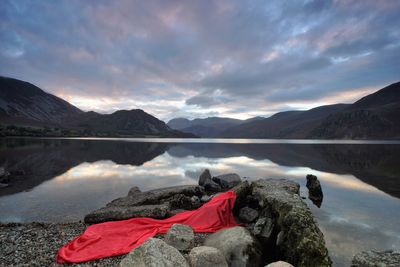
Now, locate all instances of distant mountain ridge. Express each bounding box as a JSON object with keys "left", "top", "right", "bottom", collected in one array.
[
  {"left": 168, "top": 81, "right": 400, "bottom": 139},
  {"left": 0, "top": 76, "right": 193, "bottom": 137}
]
